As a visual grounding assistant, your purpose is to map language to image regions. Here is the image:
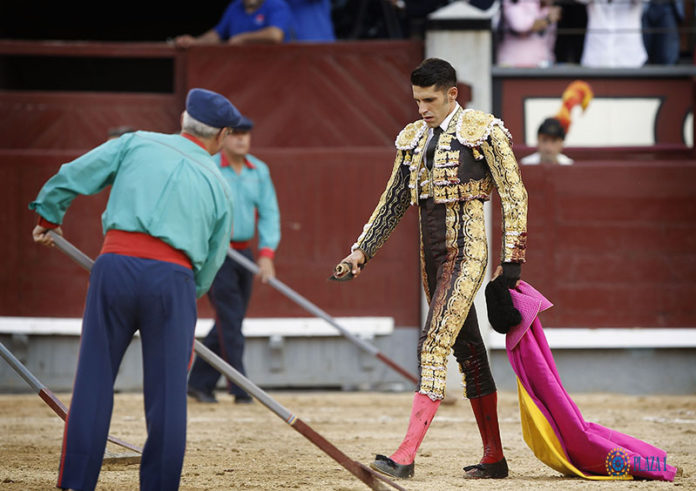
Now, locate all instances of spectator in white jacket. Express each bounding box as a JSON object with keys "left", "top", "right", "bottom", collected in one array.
[{"left": 579, "top": 0, "right": 647, "bottom": 68}]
